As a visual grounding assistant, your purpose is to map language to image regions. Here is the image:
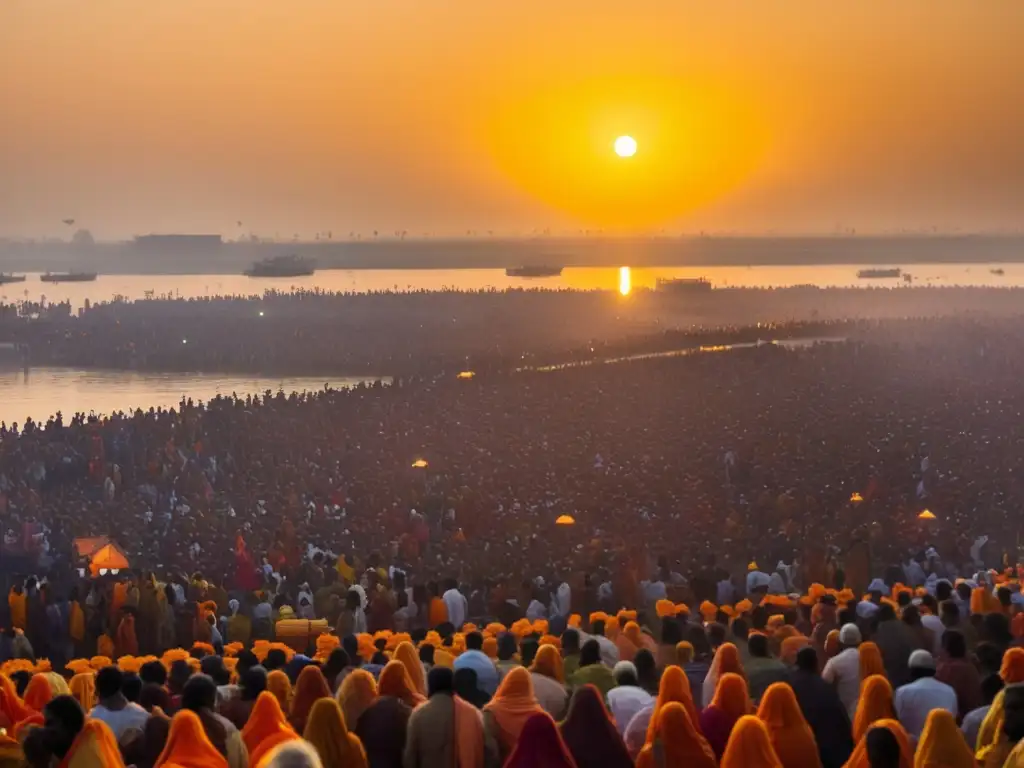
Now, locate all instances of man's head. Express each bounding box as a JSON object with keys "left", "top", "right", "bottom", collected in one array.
[
  {"left": 42, "top": 695, "right": 86, "bottom": 758},
  {"left": 613, "top": 661, "right": 639, "bottom": 687},
  {"left": 865, "top": 726, "right": 903, "bottom": 768},
  {"left": 747, "top": 633, "right": 770, "bottom": 659},
  {"left": 939, "top": 600, "right": 960, "bottom": 629},
  {"left": 427, "top": 667, "right": 454, "bottom": 697},
  {"left": 181, "top": 674, "right": 218, "bottom": 712},
  {"left": 590, "top": 620, "right": 606, "bottom": 638},
  {"left": 935, "top": 581, "right": 953, "bottom": 603},
  {"left": 981, "top": 673, "right": 1005, "bottom": 707},
  {"left": 419, "top": 644, "right": 435, "bottom": 665},
  {"left": 140, "top": 660, "right": 168, "bottom": 687},
  {"left": 95, "top": 666, "right": 124, "bottom": 701},
  {"left": 265, "top": 648, "right": 287, "bottom": 671},
  {"left": 580, "top": 639, "right": 601, "bottom": 667},
  {"left": 730, "top": 618, "right": 749, "bottom": 641},
  {"left": 464, "top": 632, "right": 483, "bottom": 652},
  {"left": 941, "top": 629, "right": 967, "bottom": 660},
  {"left": 200, "top": 655, "right": 230, "bottom": 686},
  {"left": 241, "top": 666, "right": 268, "bottom": 701},
  {"left": 560, "top": 629, "right": 580, "bottom": 655},
  {"left": 1004, "top": 684, "right": 1024, "bottom": 743},
  {"left": 795, "top": 646, "right": 819, "bottom": 674},
  {"left": 908, "top": 650, "right": 937, "bottom": 681},
  {"left": 497, "top": 633, "right": 518, "bottom": 661},
  {"left": 839, "top": 623, "right": 862, "bottom": 649}
]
